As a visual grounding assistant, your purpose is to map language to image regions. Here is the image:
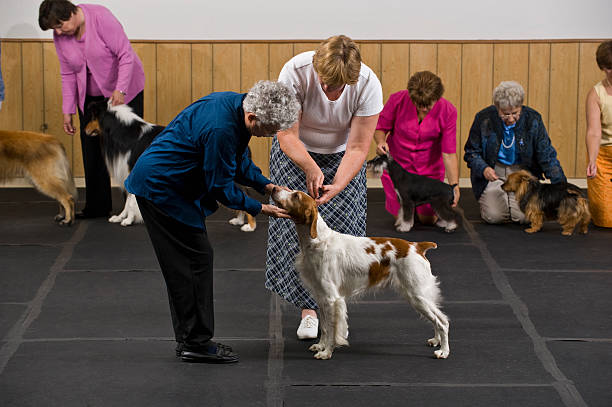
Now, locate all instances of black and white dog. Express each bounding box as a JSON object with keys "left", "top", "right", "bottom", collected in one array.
[
  {"left": 367, "top": 153, "right": 458, "bottom": 233},
  {"left": 85, "top": 100, "right": 165, "bottom": 226}
]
